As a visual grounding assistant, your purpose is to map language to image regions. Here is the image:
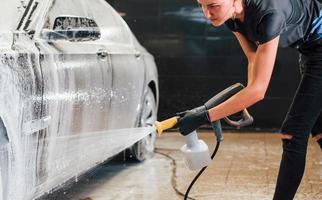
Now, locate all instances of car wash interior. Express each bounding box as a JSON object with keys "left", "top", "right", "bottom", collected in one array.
[{"left": 0, "top": 0, "right": 321, "bottom": 200}]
